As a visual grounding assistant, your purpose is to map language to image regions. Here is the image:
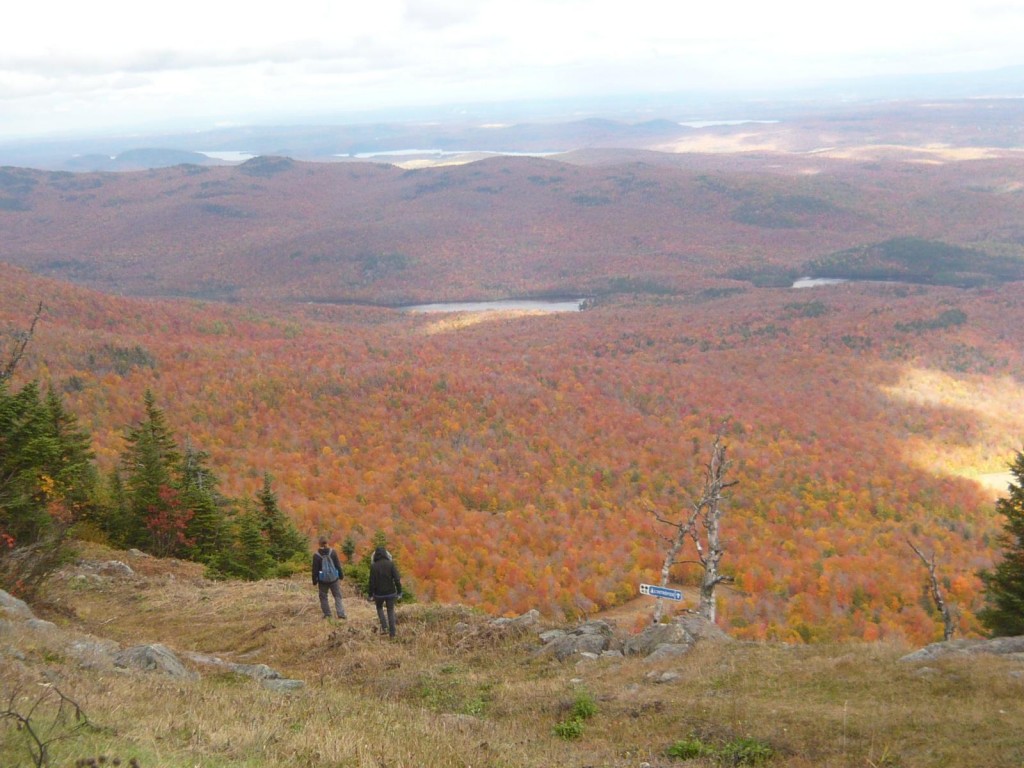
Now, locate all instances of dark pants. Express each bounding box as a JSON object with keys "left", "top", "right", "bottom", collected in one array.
[
  {"left": 318, "top": 579, "right": 346, "bottom": 618},
  {"left": 375, "top": 595, "right": 397, "bottom": 637}
]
